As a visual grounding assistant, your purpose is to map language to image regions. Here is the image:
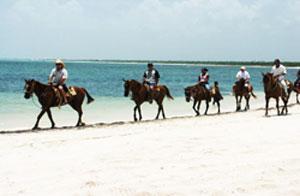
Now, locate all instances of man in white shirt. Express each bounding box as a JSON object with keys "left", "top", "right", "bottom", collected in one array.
[
  {"left": 271, "top": 59, "right": 287, "bottom": 96},
  {"left": 236, "top": 66, "right": 251, "bottom": 91},
  {"left": 49, "top": 59, "right": 69, "bottom": 103}
]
